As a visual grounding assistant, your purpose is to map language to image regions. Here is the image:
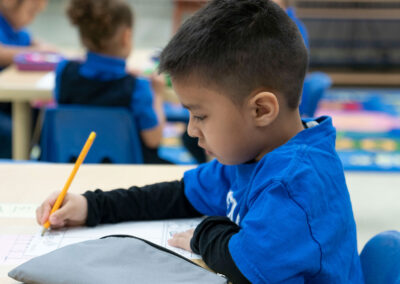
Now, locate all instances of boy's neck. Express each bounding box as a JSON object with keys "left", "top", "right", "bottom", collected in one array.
[{"left": 254, "top": 109, "right": 305, "bottom": 161}]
